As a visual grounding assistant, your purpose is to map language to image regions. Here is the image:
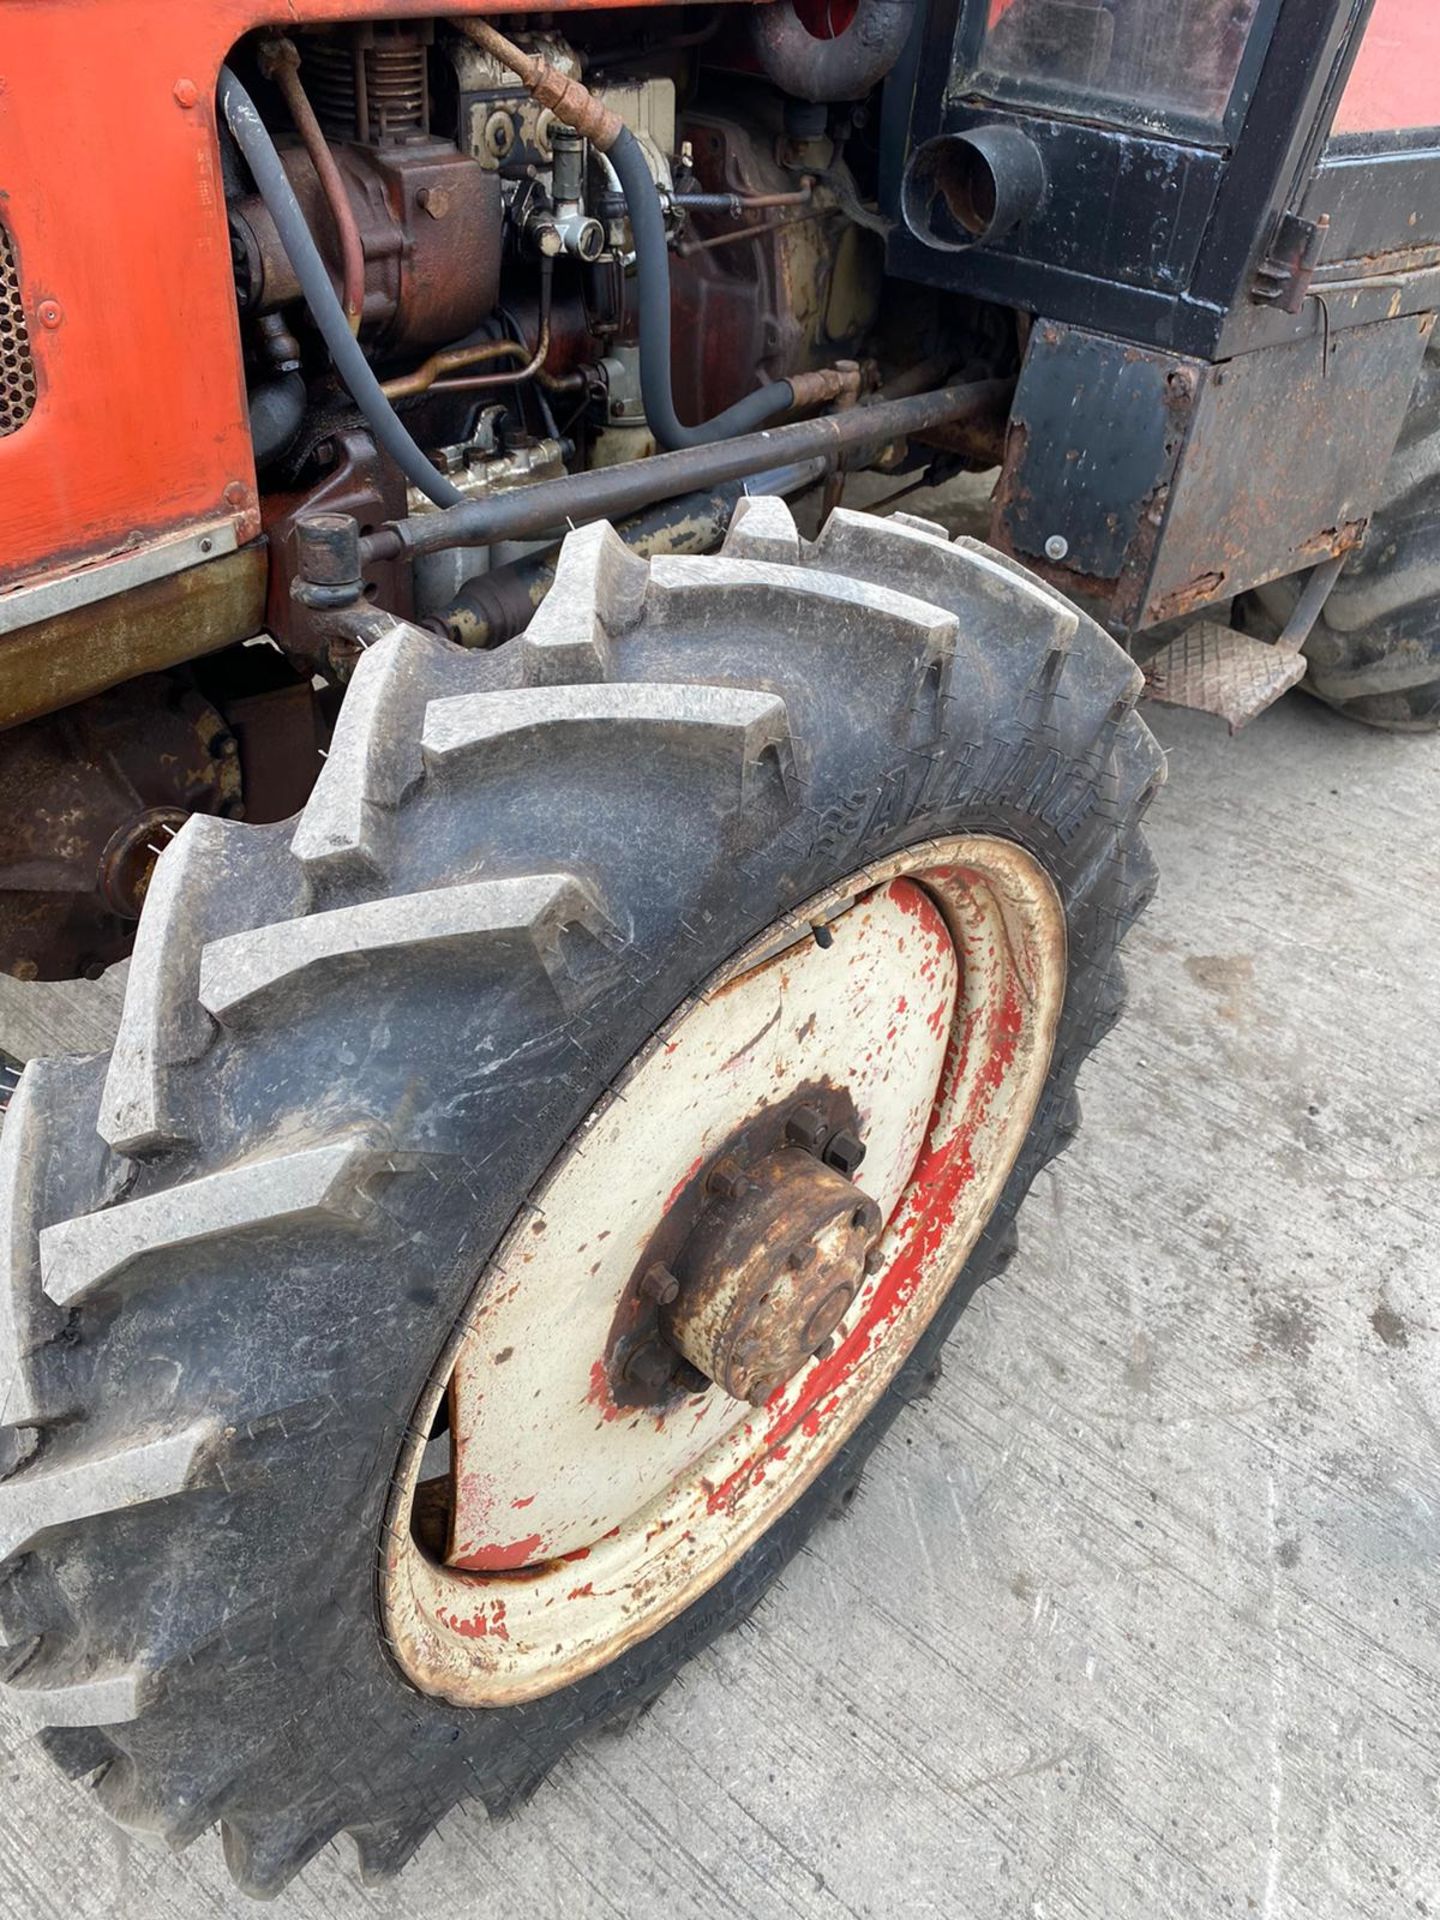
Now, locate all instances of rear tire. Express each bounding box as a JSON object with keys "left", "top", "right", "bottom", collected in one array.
[{"left": 0, "top": 501, "right": 1162, "bottom": 1893}]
